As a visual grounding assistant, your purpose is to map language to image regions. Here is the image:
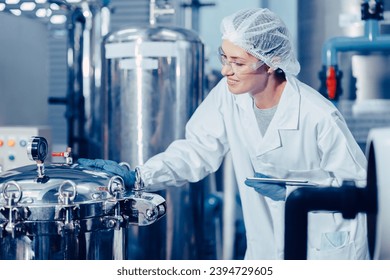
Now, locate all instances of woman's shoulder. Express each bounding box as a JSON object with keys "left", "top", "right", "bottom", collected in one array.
[{"left": 295, "top": 79, "right": 338, "bottom": 116}]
